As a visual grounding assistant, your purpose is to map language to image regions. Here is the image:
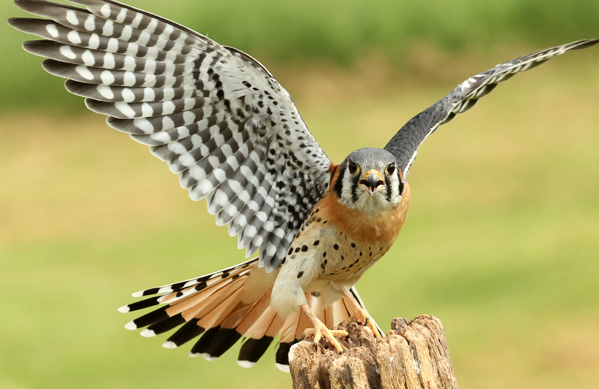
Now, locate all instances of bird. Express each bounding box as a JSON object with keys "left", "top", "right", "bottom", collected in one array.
[{"left": 9, "top": 0, "right": 598, "bottom": 372}]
